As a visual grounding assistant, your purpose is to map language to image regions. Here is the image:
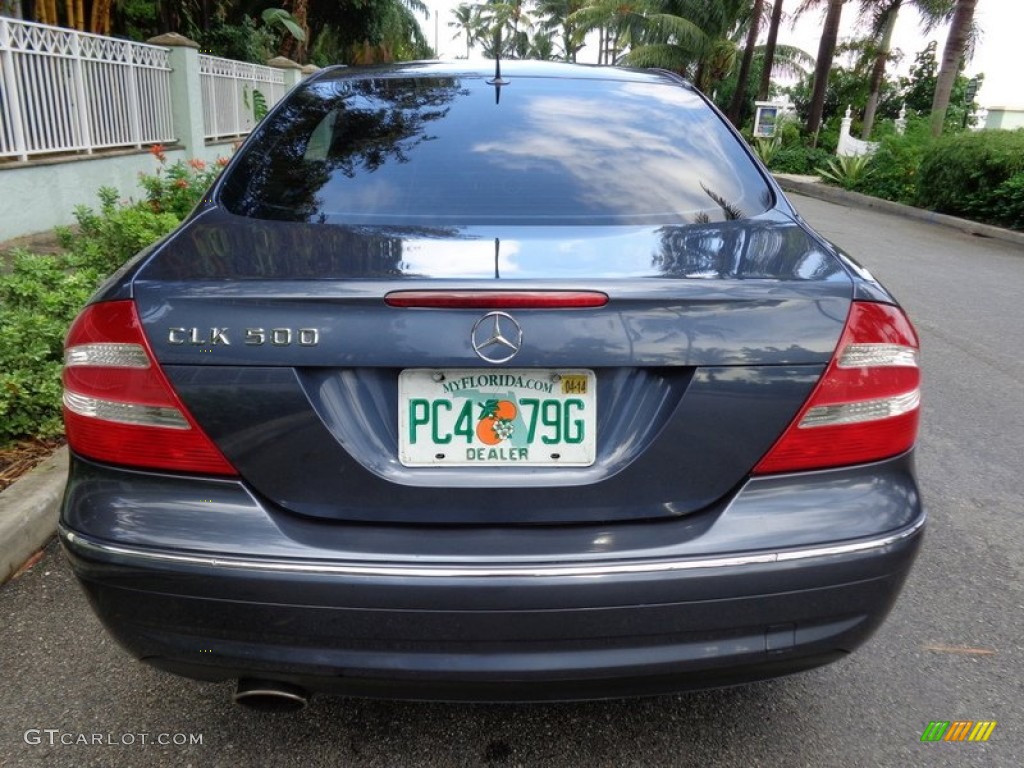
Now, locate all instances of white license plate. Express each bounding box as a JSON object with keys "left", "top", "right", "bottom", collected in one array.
[{"left": 398, "top": 369, "right": 596, "bottom": 467}]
